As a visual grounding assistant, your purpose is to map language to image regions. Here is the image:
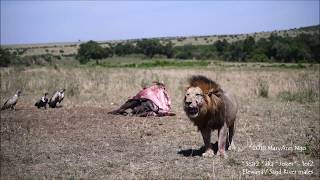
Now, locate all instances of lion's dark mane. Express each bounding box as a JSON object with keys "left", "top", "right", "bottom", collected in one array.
[{"left": 188, "top": 75, "right": 222, "bottom": 95}]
